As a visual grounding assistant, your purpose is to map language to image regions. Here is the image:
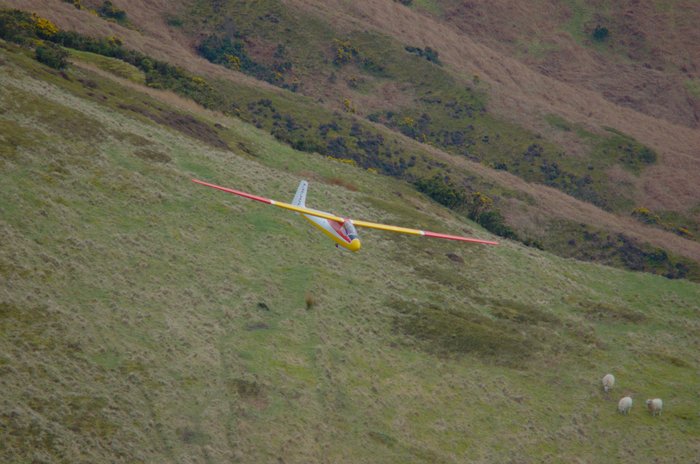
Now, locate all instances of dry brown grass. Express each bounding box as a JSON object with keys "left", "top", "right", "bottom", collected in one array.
[
  {"left": 325, "top": 176, "right": 358, "bottom": 192},
  {"left": 286, "top": 0, "right": 700, "bottom": 216},
  {"left": 435, "top": 0, "right": 700, "bottom": 128}
]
